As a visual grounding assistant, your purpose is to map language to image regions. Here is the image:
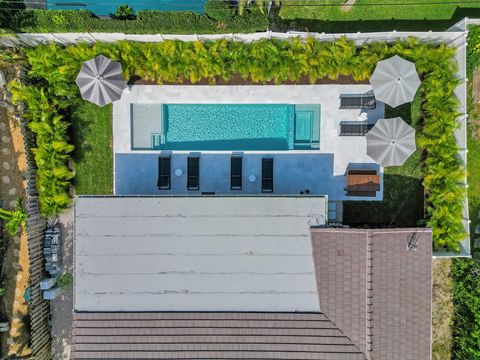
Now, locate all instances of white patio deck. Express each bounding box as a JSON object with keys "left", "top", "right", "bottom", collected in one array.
[{"left": 112, "top": 85, "right": 385, "bottom": 201}]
